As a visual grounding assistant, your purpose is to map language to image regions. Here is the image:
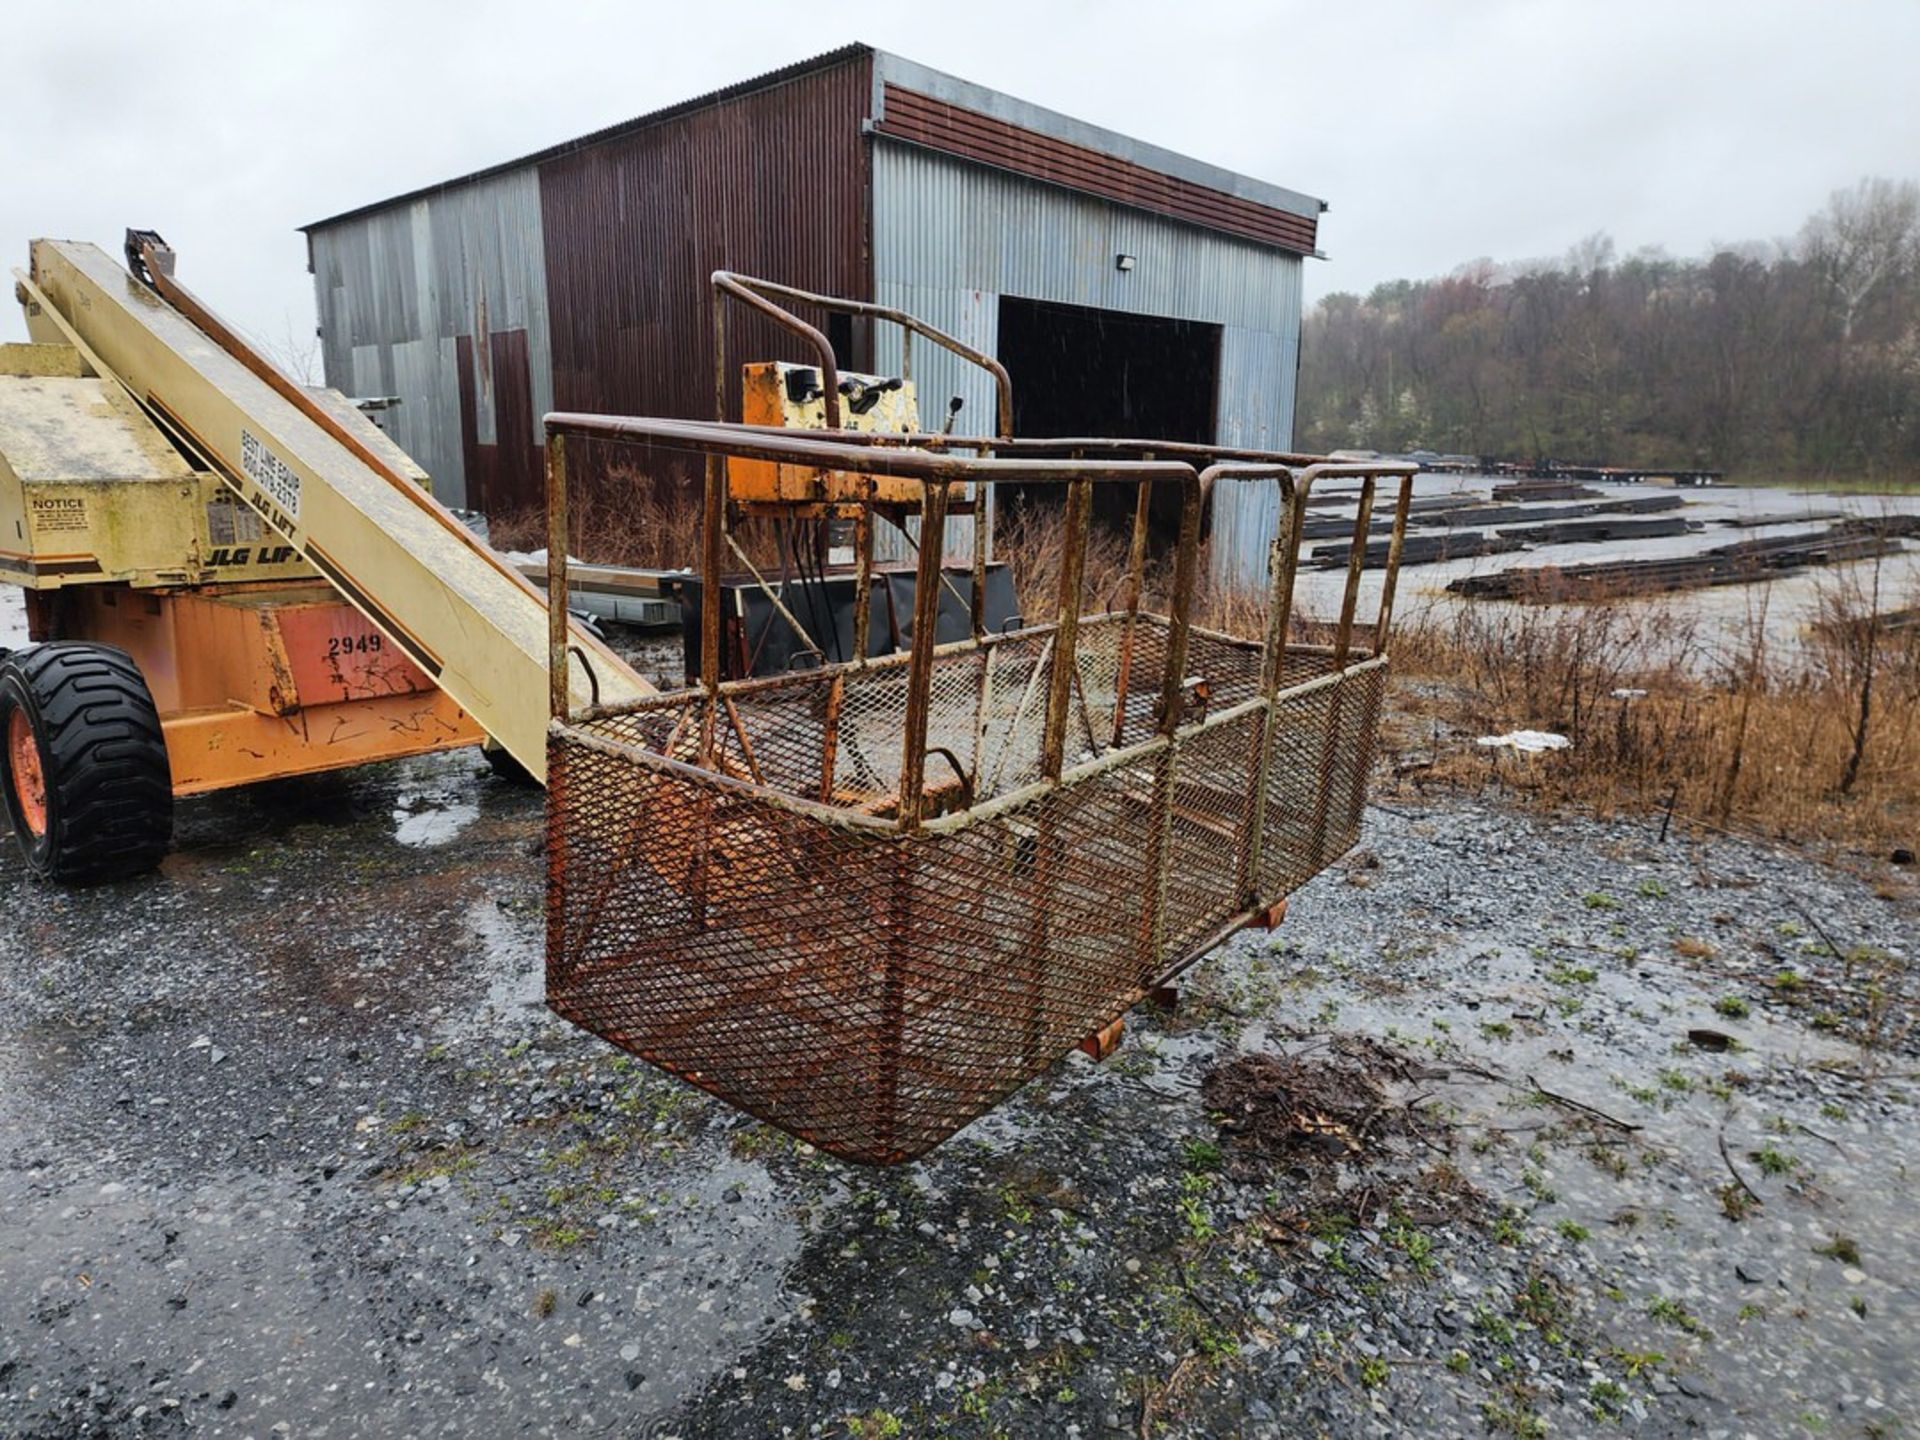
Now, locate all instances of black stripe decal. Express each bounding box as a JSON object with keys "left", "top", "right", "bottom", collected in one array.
[
  {"left": 0, "top": 554, "right": 105, "bottom": 578},
  {"left": 303, "top": 547, "right": 445, "bottom": 679}
]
